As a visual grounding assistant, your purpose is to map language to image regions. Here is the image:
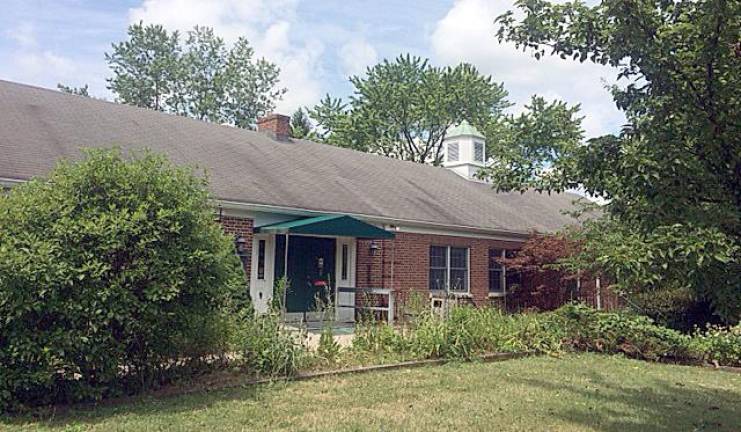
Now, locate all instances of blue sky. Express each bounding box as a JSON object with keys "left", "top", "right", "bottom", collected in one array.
[{"left": 0, "top": 0, "right": 624, "bottom": 137}]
